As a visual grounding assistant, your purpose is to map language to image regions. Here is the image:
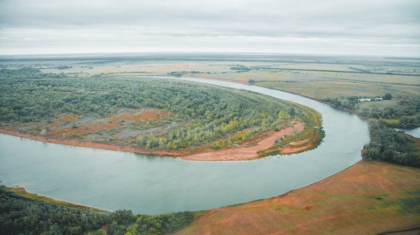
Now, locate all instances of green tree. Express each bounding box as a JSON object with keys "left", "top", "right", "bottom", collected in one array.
[{"left": 383, "top": 93, "right": 392, "bottom": 100}]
